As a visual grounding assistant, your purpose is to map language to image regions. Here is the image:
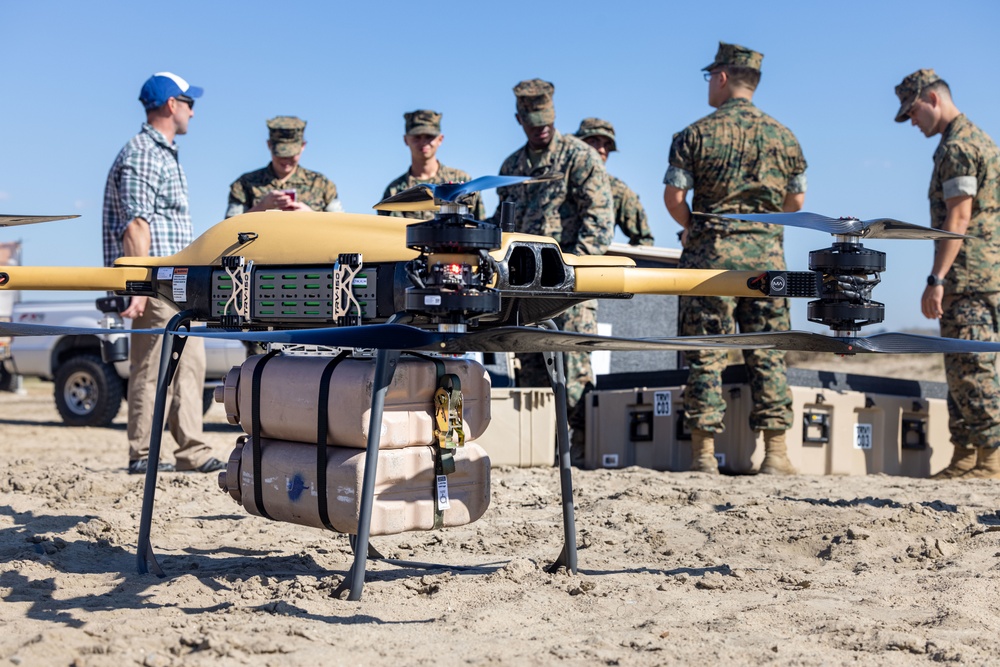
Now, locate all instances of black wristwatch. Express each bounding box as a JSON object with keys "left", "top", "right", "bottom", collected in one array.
[{"left": 927, "top": 274, "right": 944, "bottom": 287}]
